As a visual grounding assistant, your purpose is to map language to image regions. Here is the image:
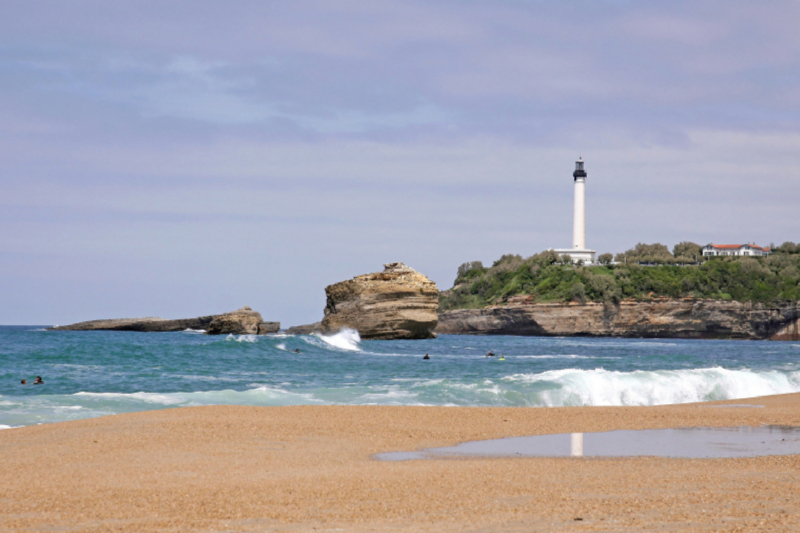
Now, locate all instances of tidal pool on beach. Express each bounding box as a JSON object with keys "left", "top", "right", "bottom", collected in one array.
[{"left": 375, "top": 425, "right": 800, "bottom": 461}]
